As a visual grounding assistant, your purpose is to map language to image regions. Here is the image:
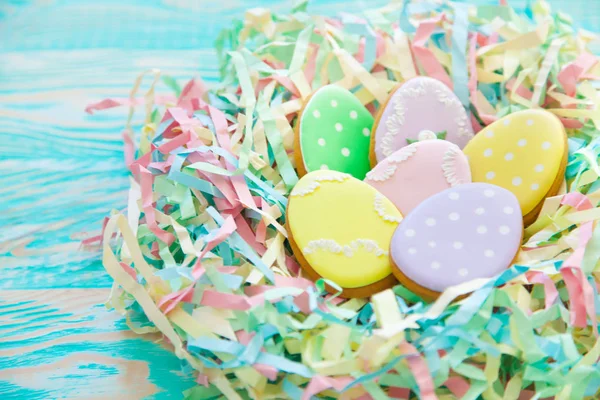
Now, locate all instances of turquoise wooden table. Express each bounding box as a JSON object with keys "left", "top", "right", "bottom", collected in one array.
[{"left": 1, "top": 0, "right": 599, "bottom": 398}]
